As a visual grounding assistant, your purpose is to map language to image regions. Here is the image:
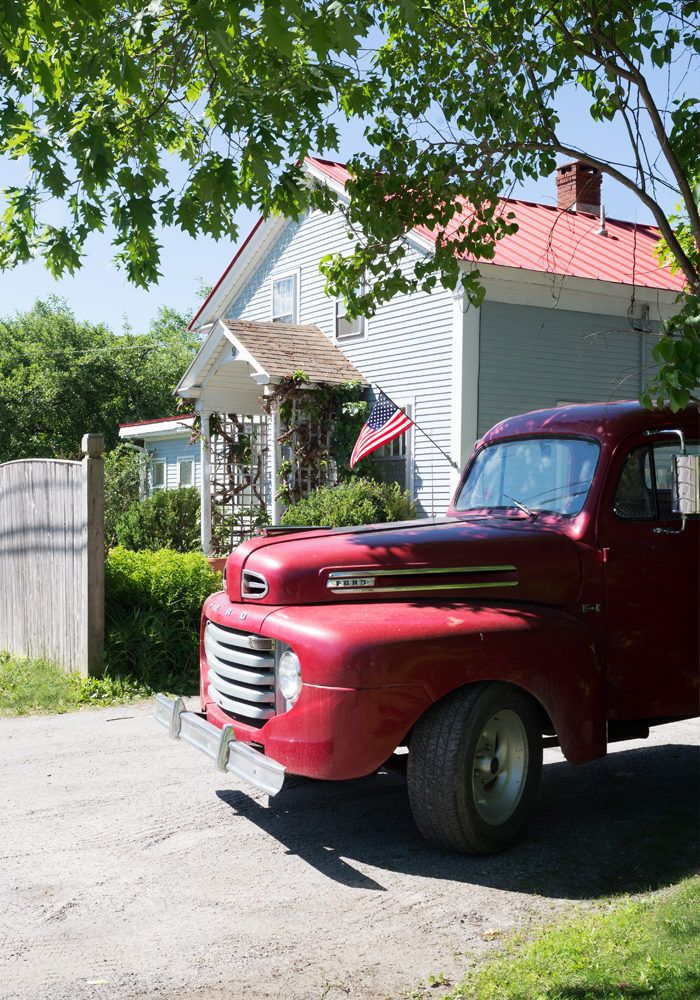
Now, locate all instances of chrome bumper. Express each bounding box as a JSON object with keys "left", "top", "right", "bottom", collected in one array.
[{"left": 154, "top": 693, "right": 285, "bottom": 796}]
